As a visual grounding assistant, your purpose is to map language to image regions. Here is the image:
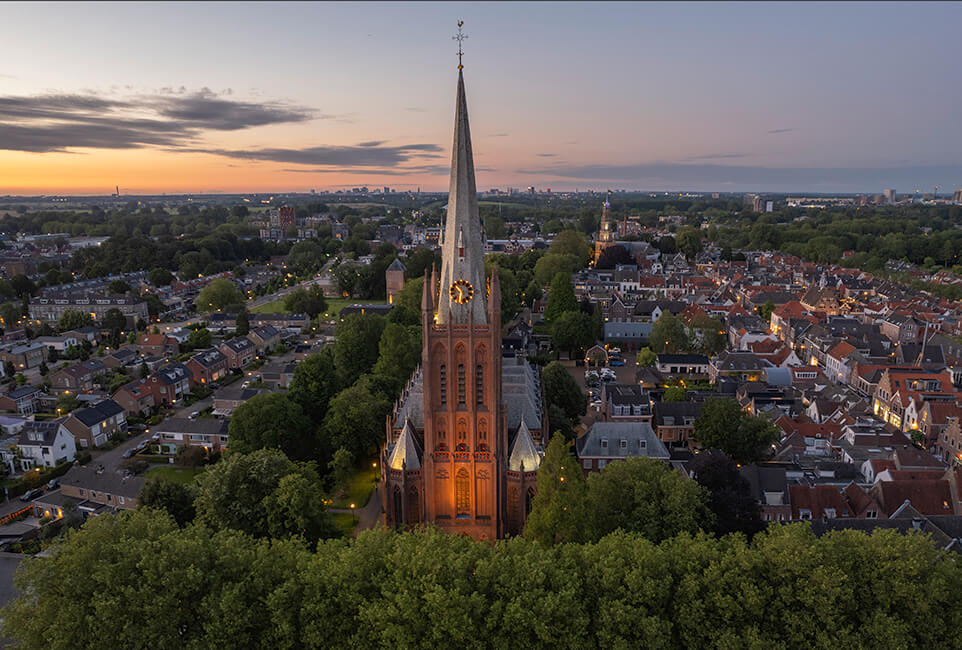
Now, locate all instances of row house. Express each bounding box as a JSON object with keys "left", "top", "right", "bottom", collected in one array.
[
  {"left": 600, "top": 384, "right": 652, "bottom": 422},
  {"left": 49, "top": 359, "right": 106, "bottom": 393},
  {"left": 880, "top": 313, "right": 922, "bottom": 343},
  {"left": 652, "top": 401, "right": 702, "bottom": 450},
  {"left": 248, "top": 325, "right": 281, "bottom": 353},
  {"left": 186, "top": 349, "right": 229, "bottom": 387},
  {"left": 28, "top": 291, "right": 148, "bottom": 325},
  {"left": 154, "top": 417, "right": 230, "bottom": 454},
  {"left": 709, "top": 351, "right": 770, "bottom": 383},
  {"left": 656, "top": 354, "right": 710, "bottom": 377},
  {"left": 59, "top": 464, "right": 144, "bottom": 512},
  {"left": 220, "top": 337, "right": 256, "bottom": 369},
  {"left": 872, "top": 368, "right": 954, "bottom": 430}
]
